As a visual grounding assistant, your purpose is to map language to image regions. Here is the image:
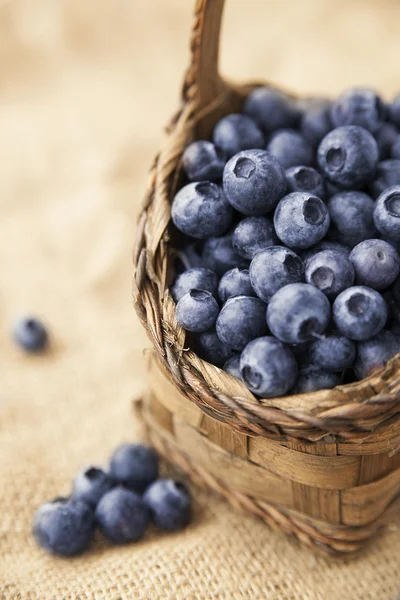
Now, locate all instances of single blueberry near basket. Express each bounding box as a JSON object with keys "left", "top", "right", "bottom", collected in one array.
[
  {"left": 267, "top": 129, "right": 314, "bottom": 169},
  {"left": 293, "top": 365, "right": 341, "bottom": 394},
  {"left": 194, "top": 329, "right": 234, "bottom": 366},
  {"left": 244, "top": 87, "right": 301, "bottom": 134},
  {"left": 72, "top": 467, "right": 115, "bottom": 508},
  {"left": 222, "top": 149, "right": 286, "bottom": 215},
  {"left": 239, "top": 336, "right": 298, "bottom": 397},
  {"left": 354, "top": 330, "right": 399, "bottom": 380},
  {"left": 350, "top": 239, "right": 400, "bottom": 290},
  {"left": 32, "top": 497, "right": 95, "bottom": 557},
  {"left": 171, "top": 181, "right": 233, "bottom": 238},
  {"left": 373, "top": 185, "right": 400, "bottom": 241},
  {"left": 223, "top": 354, "right": 242, "bottom": 380},
  {"left": 250, "top": 246, "right": 304, "bottom": 302},
  {"left": 266, "top": 283, "right": 331, "bottom": 344},
  {"left": 14, "top": 317, "right": 48, "bottom": 352},
  {"left": 144, "top": 479, "right": 191, "bottom": 531},
  {"left": 171, "top": 267, "right": 219, "bottom": 303},
  {"left": 330, "top": 88, "right": 385, "bottom": 133},
  {"left": 309, "top": 333, "right": 356, "bottom": 372},
  {"left": 202, "top": 232, "right": 249, "bottom": 276},
  {"left": 95, "top": 487, "right": 149, "bottom": 544},
  {"left": 218, "top": 268, "right": 255, "bottom": 303},
  {"left": 176, "top": 289, "right": 219, "bottom": 332},
  {"left": 305, "top": 250, "right": 355, "bottom": 298},
  {"left": 182, "top": 140, "right": 225, "bottom": 182},
  {"left": 317, "top": 125, "right": 379, "bottom": 188},
  {"left": 285, "top": 165, "right": 325, "bottom": 199},
  {"left": 300, "top": 97, "right": 332, "bottom": 148},
  {"left": 216, "top": 295, "right": 267, "bottom": 351},
  {"left": 109, "top": 443, "right": 159, "bottom": 493},
  {"left": 213, "top": 113, "right": 264, "bottom": 158},
  {"left": 368, "top": 160, "right": 400, "bottom": 199},
  {"left": 327, "top": 191, "right": 377, "bottom": 247},
  {"left": 333, "top": 286, "right": 387, "bottom": 340},
  {"left": 274, "top": 192, "right": 330, "bottom": 249},
  {"left": 232, "top": 216, "right": 277, "bottom": 259}
]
